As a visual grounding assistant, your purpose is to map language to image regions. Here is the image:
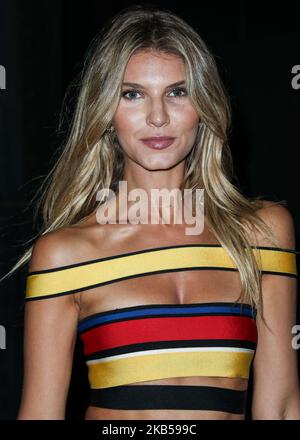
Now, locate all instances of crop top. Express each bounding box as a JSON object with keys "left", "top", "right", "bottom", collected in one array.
[{"left": 24, "top": 244, "right": 297, "bottom": 415}]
